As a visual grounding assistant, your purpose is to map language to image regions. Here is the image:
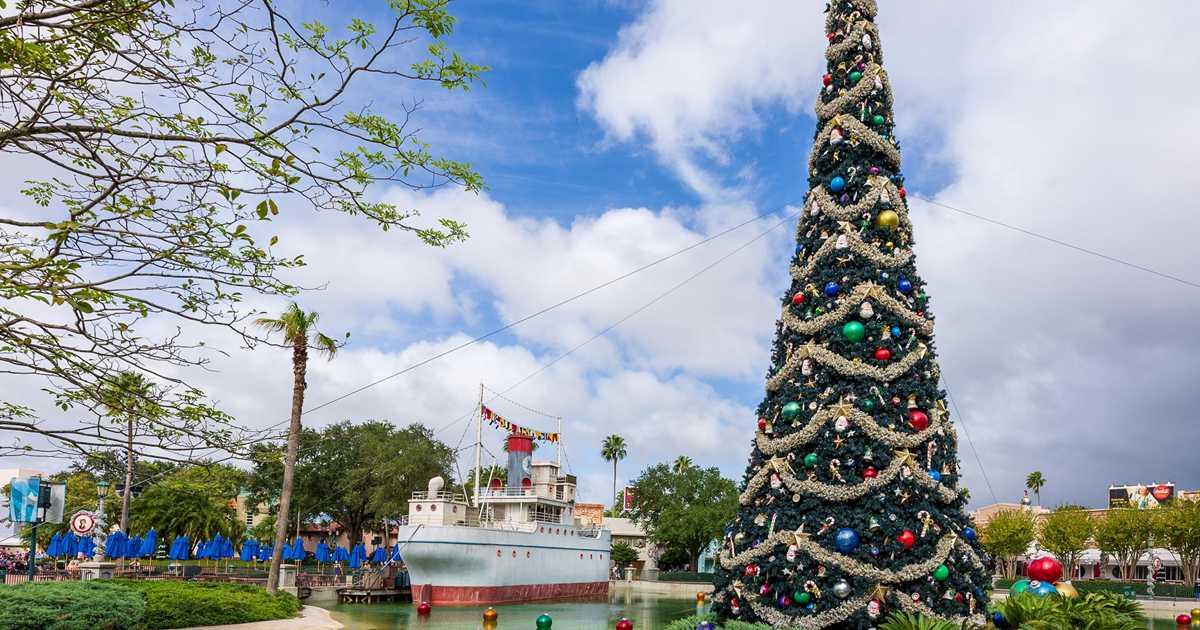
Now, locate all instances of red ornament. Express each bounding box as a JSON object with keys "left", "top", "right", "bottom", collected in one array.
[
  {"left": 1027, "top": 556, "right": 1063, "bottom": 583},
  {"left": 792, "top": 292, "right": 806, "bottom": 306},
  {"left": 898, "top": 187, "right": 907, "bottom": 199},
  {"left": 616, "top": 618, "right": 634, "bottom": 630},
  {"left": 897, "top": 529, "right": 915, "bottom": 550},
  {"left": 908, "top": 409, "right": 930, "bottom": 432},
  {"left": 863, "top": 466, "right": 877, "bottom": 479},
  {"left": 954, "top": 592, "right": 964, "bottom": 604},
  {"left": 744, "top": 563, "right": 759, "bottom": 577},
  {"left": 890, "top": 396, "right": 901, "bottom": 407},
  {"left": 822, "top": 73, "right": 833, "bottom": 86},
  {"left": 1177, "top": 614, "right": 1193, "bottom": 625},
  {"left": 827, "top": 33, "right": 835, "bottom": 42},
  {"left": 417, "top": 601, "right": 432, "bottom": 616},
  {"left": 873, "top": 348, "right": 892, "bottom": 361},
  {"left": 758, "top": 417, "right": 768, "bottom": 432}
]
